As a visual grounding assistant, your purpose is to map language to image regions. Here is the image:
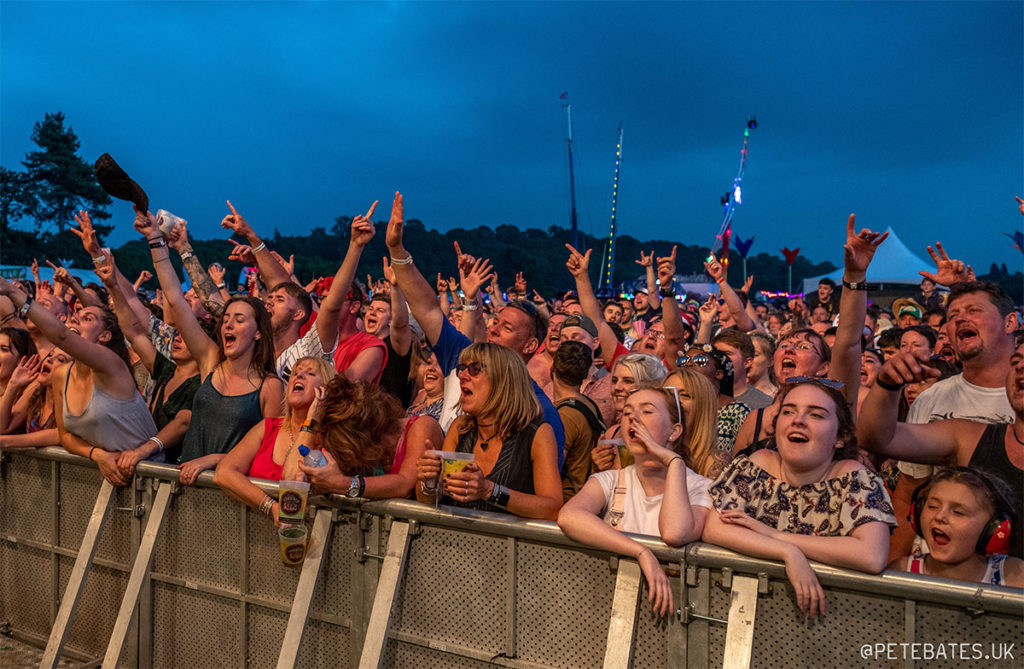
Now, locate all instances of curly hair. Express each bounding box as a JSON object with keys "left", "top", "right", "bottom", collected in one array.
[{"left": 317, "top": 375, "right": 405, "bottom": 476}]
